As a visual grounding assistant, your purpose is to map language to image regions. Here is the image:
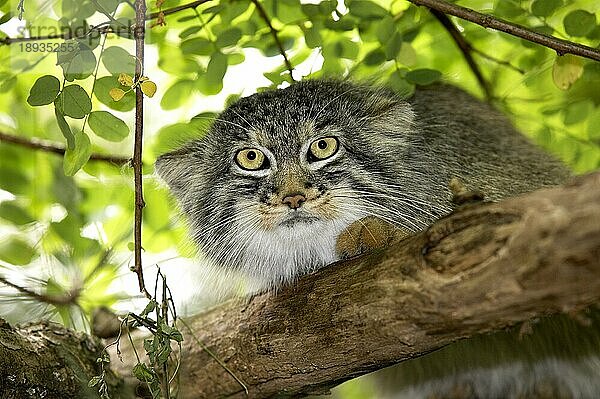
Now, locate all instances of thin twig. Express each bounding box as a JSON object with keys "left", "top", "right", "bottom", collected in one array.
[
  {"left": 429, "top": 9, "right": 492, "bottom": 100},
  {"left": 249, "top": 0, "right": 295, "bottom": 79},
  {"left": 133, "top": 0, "right": 150, "bottom": 299},
  {"left": 0, "top": 131, "right": 131, "bottom": 165},
  {"left": 147, "top": 0, "right": 212, "bottom": 19},
  {"left": 406, "top": 0, "right": 600, "bottom": 62},
  {"left": 0, "top": 276, "right": 80, "bottom": 306},
  {"left": 471, "top": 48, "right": 526, "bottom": 74}
]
